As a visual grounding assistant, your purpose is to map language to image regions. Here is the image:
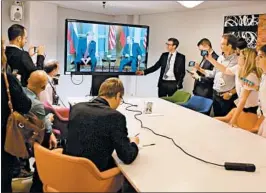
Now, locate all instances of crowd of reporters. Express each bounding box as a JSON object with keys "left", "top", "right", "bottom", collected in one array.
[{"left": 1, "top": 23, "right": 266, "bottom": 193}]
